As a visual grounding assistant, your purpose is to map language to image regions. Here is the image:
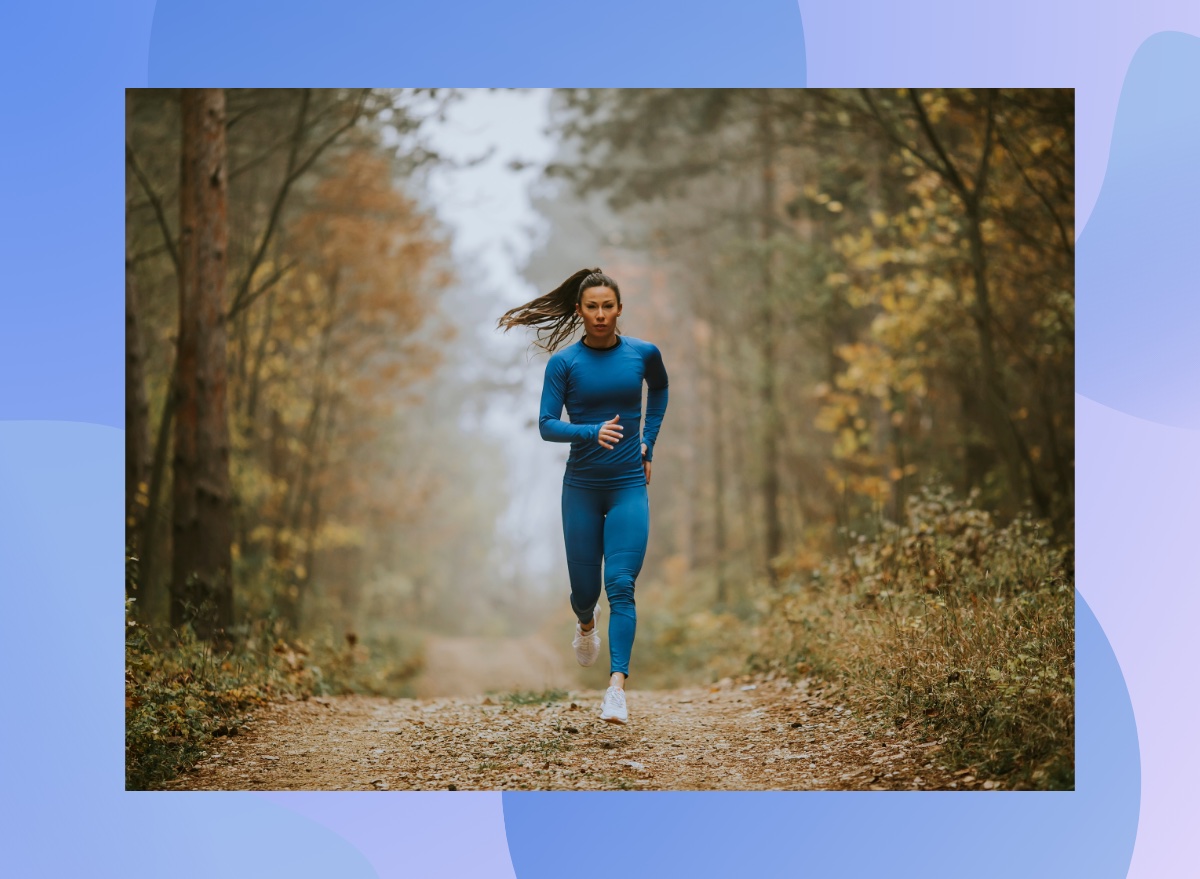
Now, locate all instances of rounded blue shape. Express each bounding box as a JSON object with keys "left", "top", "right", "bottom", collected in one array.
[
  {"left": 503, "top": 592, "right": 1138, "bottom": 878},
  {"left": 1077, "top": 31, "right": 1200, "bottom": 428},
  {"left": 0, "top": 422, "right": 377, "bottom": 878},
  {"left": 149, "top": 0, "right": 806, "bottom": 87}
]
